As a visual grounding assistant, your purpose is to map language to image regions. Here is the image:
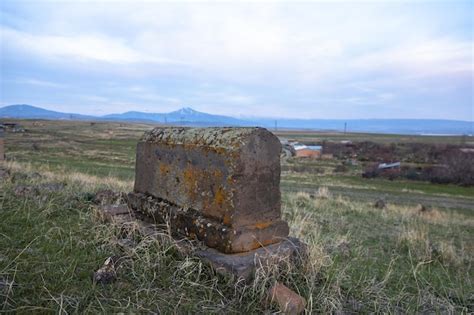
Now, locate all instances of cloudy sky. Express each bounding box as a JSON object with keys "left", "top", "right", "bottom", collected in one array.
[{"left": 0, "top": 0, "right": 472, "bottom": 120}]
